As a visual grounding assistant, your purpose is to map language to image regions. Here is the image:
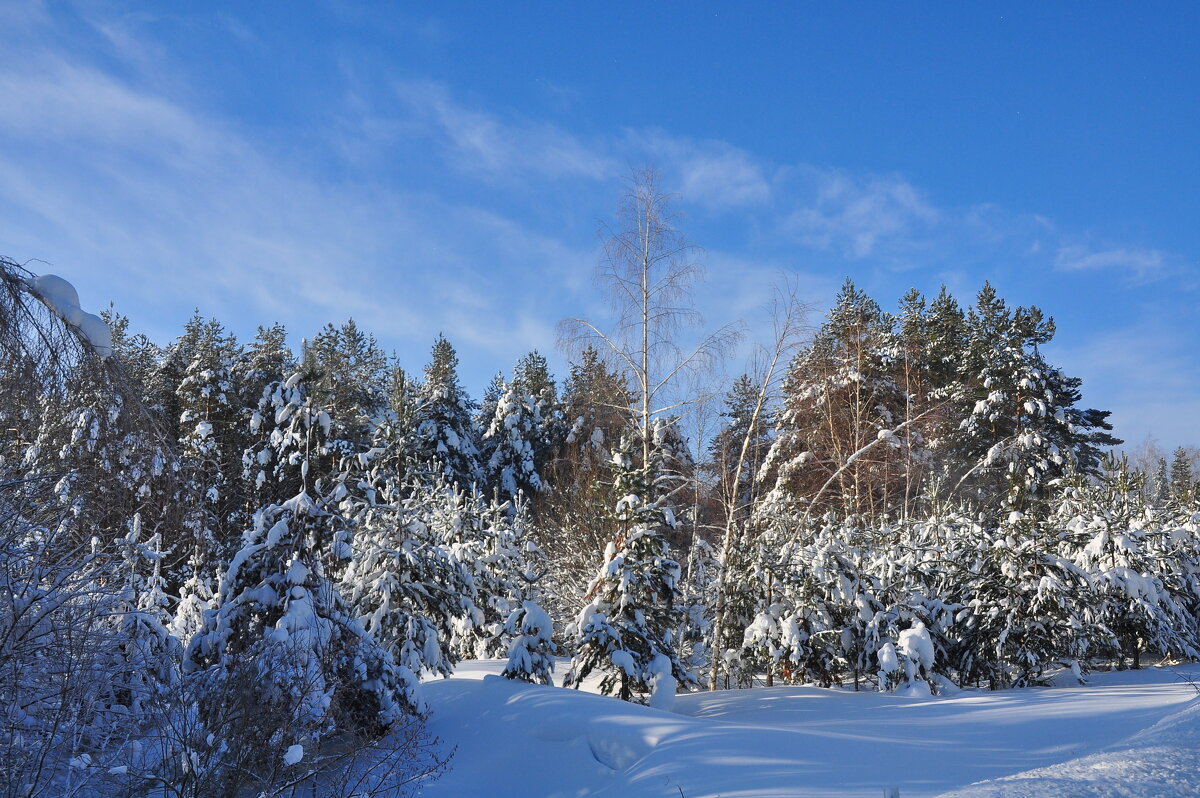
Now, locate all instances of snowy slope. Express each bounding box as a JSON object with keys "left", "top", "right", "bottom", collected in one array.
[
  {"left": 416, "top": 662, "right": 1200, "bottom": 798},
  {"left": 941, "top": 692, "right": 1200, "bottom": 797}
]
